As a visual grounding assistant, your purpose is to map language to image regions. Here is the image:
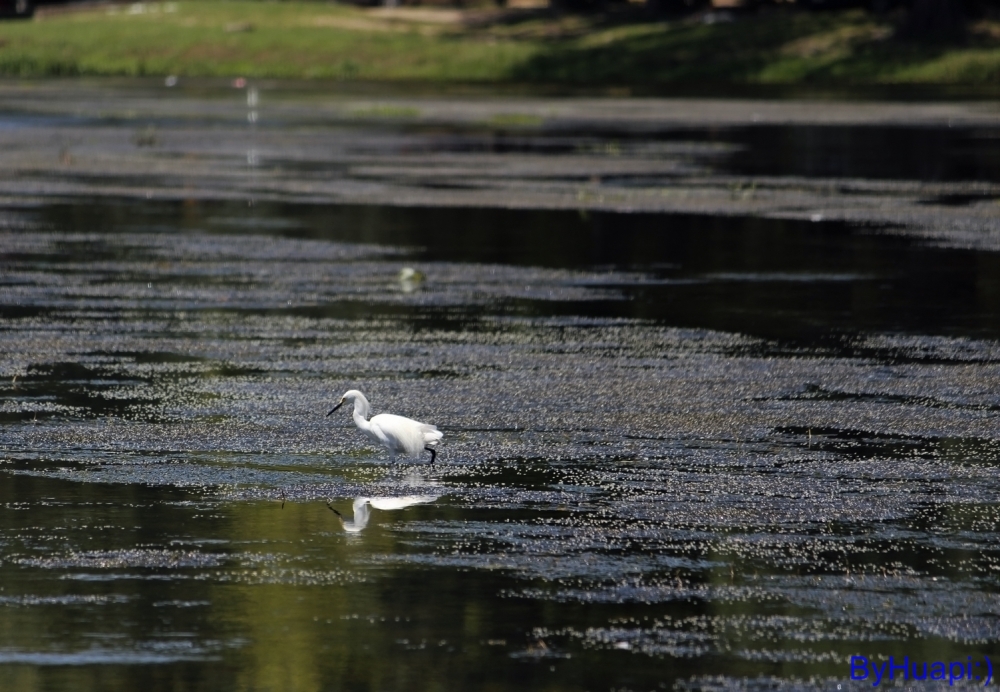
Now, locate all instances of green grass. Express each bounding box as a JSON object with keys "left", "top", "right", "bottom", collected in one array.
[
  {"left": 1, "top": 0, "right": 999, "bottom": 85},
  {"left": 0, "top": 1, "right": 536, "bottom": 79}
]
